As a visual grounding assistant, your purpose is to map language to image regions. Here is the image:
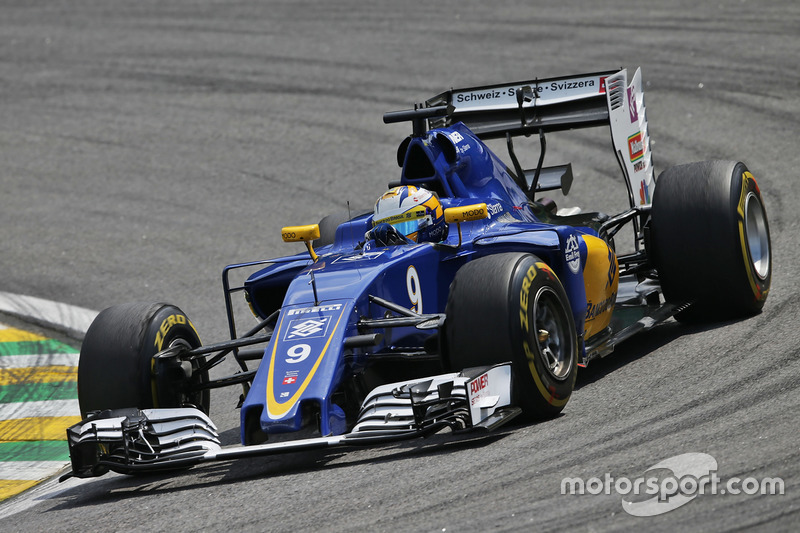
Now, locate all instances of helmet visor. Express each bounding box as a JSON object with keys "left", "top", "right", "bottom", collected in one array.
[{"left": 375, "top": 208, "right": 430, "bottom": 239}]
